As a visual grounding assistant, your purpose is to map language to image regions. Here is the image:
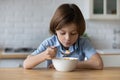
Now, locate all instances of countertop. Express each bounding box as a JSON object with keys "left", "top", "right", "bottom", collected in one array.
[
  {"left": 0, "top": 67, "right": 120, "bottom": 80},
  {"left": 0, "top": 49, "right": 120, "bottom": 59},
  {"left": 0, "top": 49, "right": 28, "bottom": 59},
  {"left": 97, "top": 49, "right": 120, "bottom": 55}
]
